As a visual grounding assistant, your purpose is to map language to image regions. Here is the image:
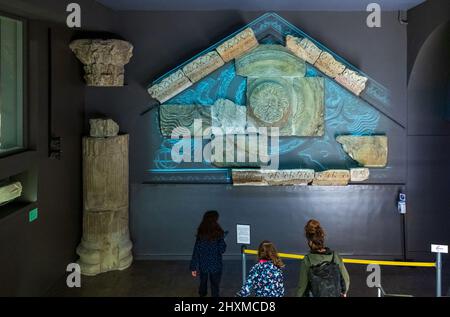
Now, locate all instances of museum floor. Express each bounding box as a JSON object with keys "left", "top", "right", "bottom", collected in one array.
[{"left": 47, "top": 260, "right": 450, "bottom": 297}]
